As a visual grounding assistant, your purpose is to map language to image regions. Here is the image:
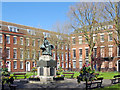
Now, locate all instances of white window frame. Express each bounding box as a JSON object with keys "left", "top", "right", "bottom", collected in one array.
[
  {"left": 32, "top": 61, "right": 35, "bottom": 67},
  {"left": 100, "top": 46, "right": 105, "bottom": 57},
  {"left": 117, "top": 46, "right": 120, "bottom": 57},
  {"left": 20, "top": 61, "right": 23, "bottom": 69},
  {"left": 79, "top": 48, "right": 82, "bottom": 58},
  {"left": 65, "top": 52, "right": 68, "bottom": 61},
  {"left": 13, "top": 48, "right": 17, "bottom": 59},
  {"left": 79, "top": 61, "right": 82, "bottom": 69},
  {"left": 32, "top": 50, "right": 35, "bottom": 59},
  {"left": 20, "top": 48, "right": 23, "bottom": 59},
  {"left": 61, "top": 44, "right": 63, "bottom": 50},
  {"left": 57, "top": 53, "right": 60, "bottom": 60},
  {"left": 65, "top": 45, "right": 67, "bottom": 50},
  {"left": 69, "top": 62, "right": 71, "bottom": 68},
  {"left": 73, "top": 61, "right": 76, "bottom": 68},
  {"left": 108, "top": 45, "right": 113, "bottom": 57},
  {"left": 13, "top": 61, "right": 17, "bottom": 69},
  {"left": 0, "top": 34, "right": 2, "bottom": 43},
  {"left": 6, "top": 47, "right": 10, "bottom": 59},
  {"left": 93, "top": 47, "right": 97, "bottom": 57},
  {"left": 6, "top": 35, "right": 10, "bottom": 44},
  {"left": 62, "top": 62, "right": 64, "bottom": 68},
  {"left": 32, "top": 39, "right": 35, "bottom": 46},
  {"left": 72, "top": 37, "right": 76, "bottom": 45},
  {"left": 79, "top": 36, "right": 82, "bottom": 44},
  {"left": 0, "top": 47, "right": 2, "bottom": 59},
  {"left": 57, "top": 62, "right": 60, "bottom": 69},
  {"left": 13, "top": 36, "right": 17, "bottom": 44},
  {"left": 27, "top": 49, "right": 30, "bottom": 59},
  {"left": 108, "top": 33, "right": 113, "bottom": 41},
  {"left": 100, "top": 33, "right": 104, "bottom": 42},
  {"left": 61, "top": 53, "right": 64, "bottom": 61},
  {"left": 93, "top": 34, "right": 97, "bottom": 42},
  {"left": 85, "top": 47, "right": 89, "bottom": 58},
  {"left": 72, "top": 48, "right": 76, "bottom": 58},
  {"left": 65, "top": 62, "right": 67, "bottom": 68},
  {"left": 38, "top": 39, "right": 40, "bottom": 47},
  {"left": 26, "top": 38, "right": 29, "bottom": 46},
  {"left": 20, "top": 37, "right": 23, "bottom": 45}
]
